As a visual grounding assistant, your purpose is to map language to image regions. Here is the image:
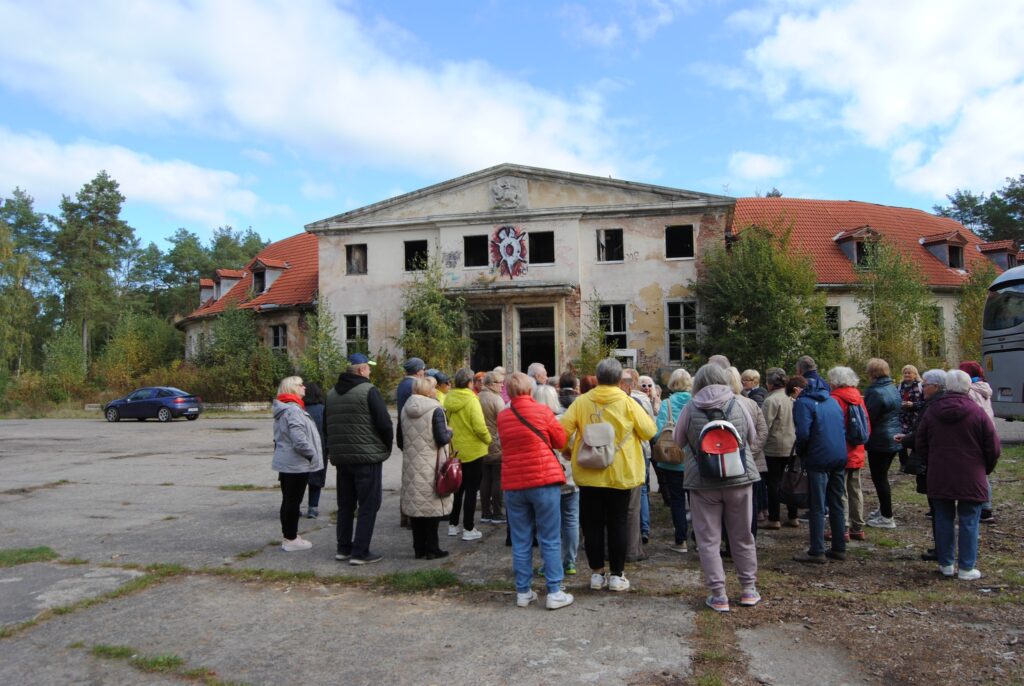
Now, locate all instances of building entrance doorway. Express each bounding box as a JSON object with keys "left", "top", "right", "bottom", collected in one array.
[
  {"left": 470, "top": 308, "right": 503, "bottom": 372},
  {"left": 517, "top": 306, "right": 555, "bottom": 375}
]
